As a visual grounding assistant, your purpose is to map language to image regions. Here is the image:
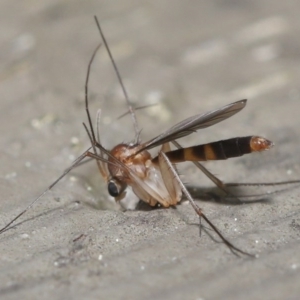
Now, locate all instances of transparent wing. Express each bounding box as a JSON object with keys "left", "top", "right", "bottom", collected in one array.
[{"left": 139, "top": 99, "right": 246, "bottom": 151}]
